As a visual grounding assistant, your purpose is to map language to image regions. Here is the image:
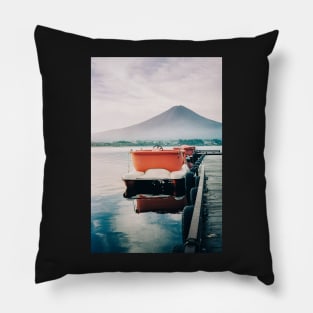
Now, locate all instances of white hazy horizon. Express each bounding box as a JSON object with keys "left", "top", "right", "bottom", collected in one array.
[{"left": 91, "top": 57, "right": 222, "bottom": 133}]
